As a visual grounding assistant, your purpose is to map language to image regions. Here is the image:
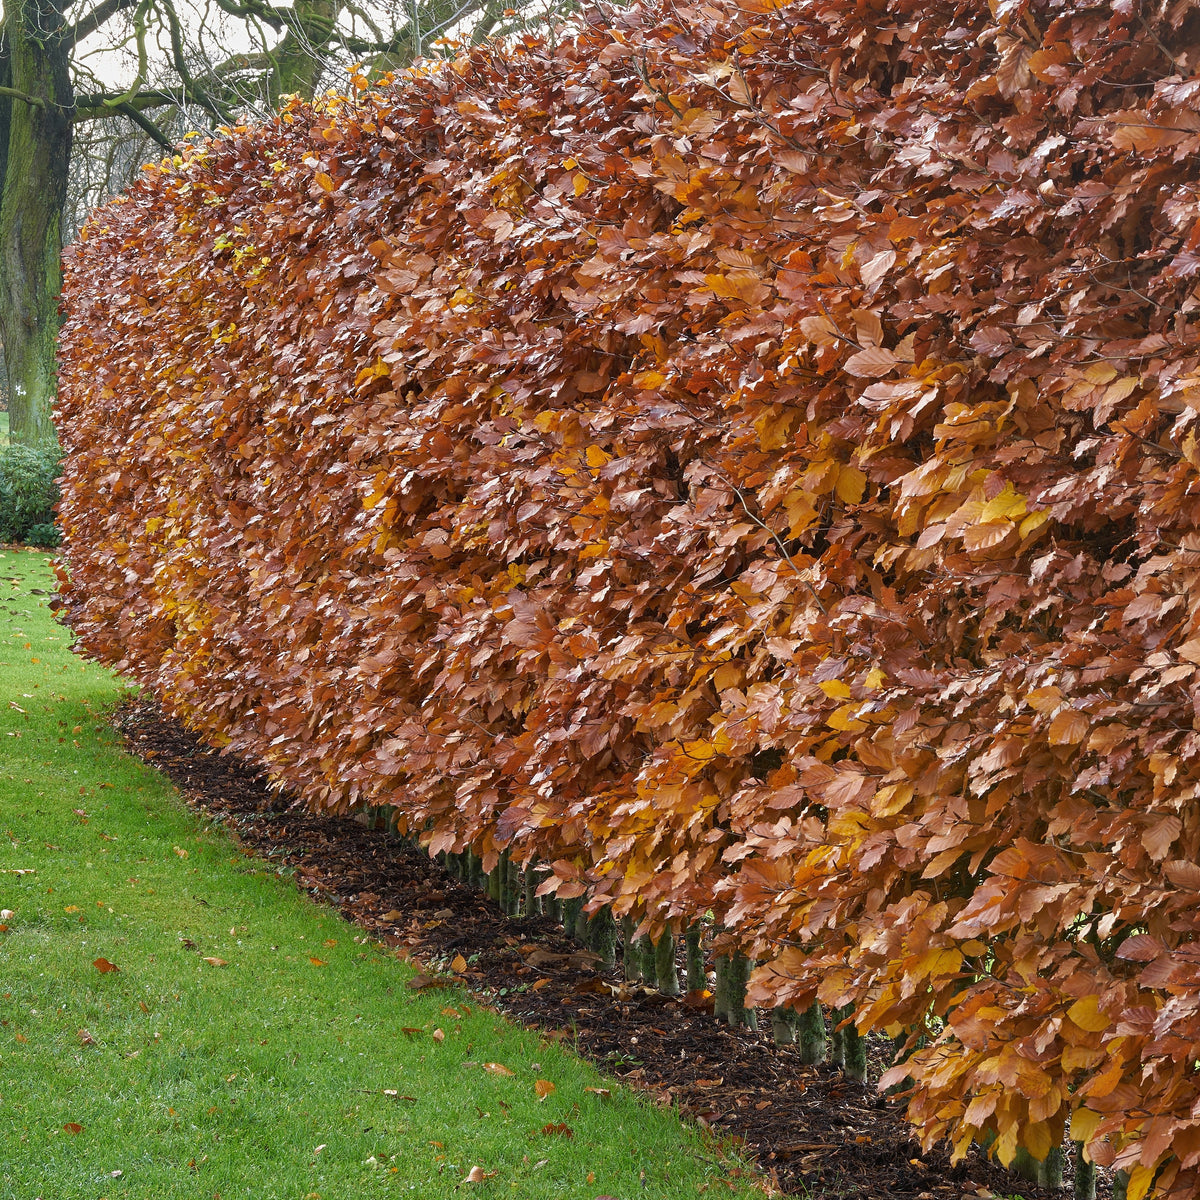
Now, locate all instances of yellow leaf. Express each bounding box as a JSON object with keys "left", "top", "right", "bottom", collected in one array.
[
  {"left": 1126, "top": 1164, "right": 1157, "bottom": 1200},
  {"left": 1070, "top": 1107, "right": 1102, "bottom": 1146},
  {"left": 354, "top": 359, "right": 390, "bottom": 387},
  {"left": 980, "top": 483, "right": 1027, "bottom": 523},
  {"left": 1066, "top": 995, "right": 1110, "bottom": 1033},
  {"left": 315, "top": 172, "right": 334, "bottom": 191},
  {"left": 1019, "top": 510, "right": 1050, "bottom": 539},
  {"left": 835, "top": 465, "right": 867, "bottom": 504},
  {"left": 363, "top": 470, "right": 390, "bottom": 510},
  {"left": 818, "top": 679, "right": 852, "bottom": 699},
  {"left": 451, "top": 954, "right": 468, "bottom": 973},
  {"left": 682, "top": 739, "right": 718, "bottom": 762},
  {"left": 585, "top": 444, "right": 610, "bottom": 469},
  {"left": 871, "top": 783, "right": 912, "bottom": 818},
  {"left": 632, "top": 369, "right": 666, "bottom": 389},
  {"left": 1021, "top": 1120, "right": 1052, "bottom": 1163},
  {"left": 826, "top": 703, "right": 867, "bottom": 732},
  {"left": 864, "top": 667, "right": 886, "bottom": 689},
  {"left": 754, "top": 408, "right": 792, "bottom": 450},
  {"left": 573, "top": 173, "right": 588, "bottom": 197}
]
